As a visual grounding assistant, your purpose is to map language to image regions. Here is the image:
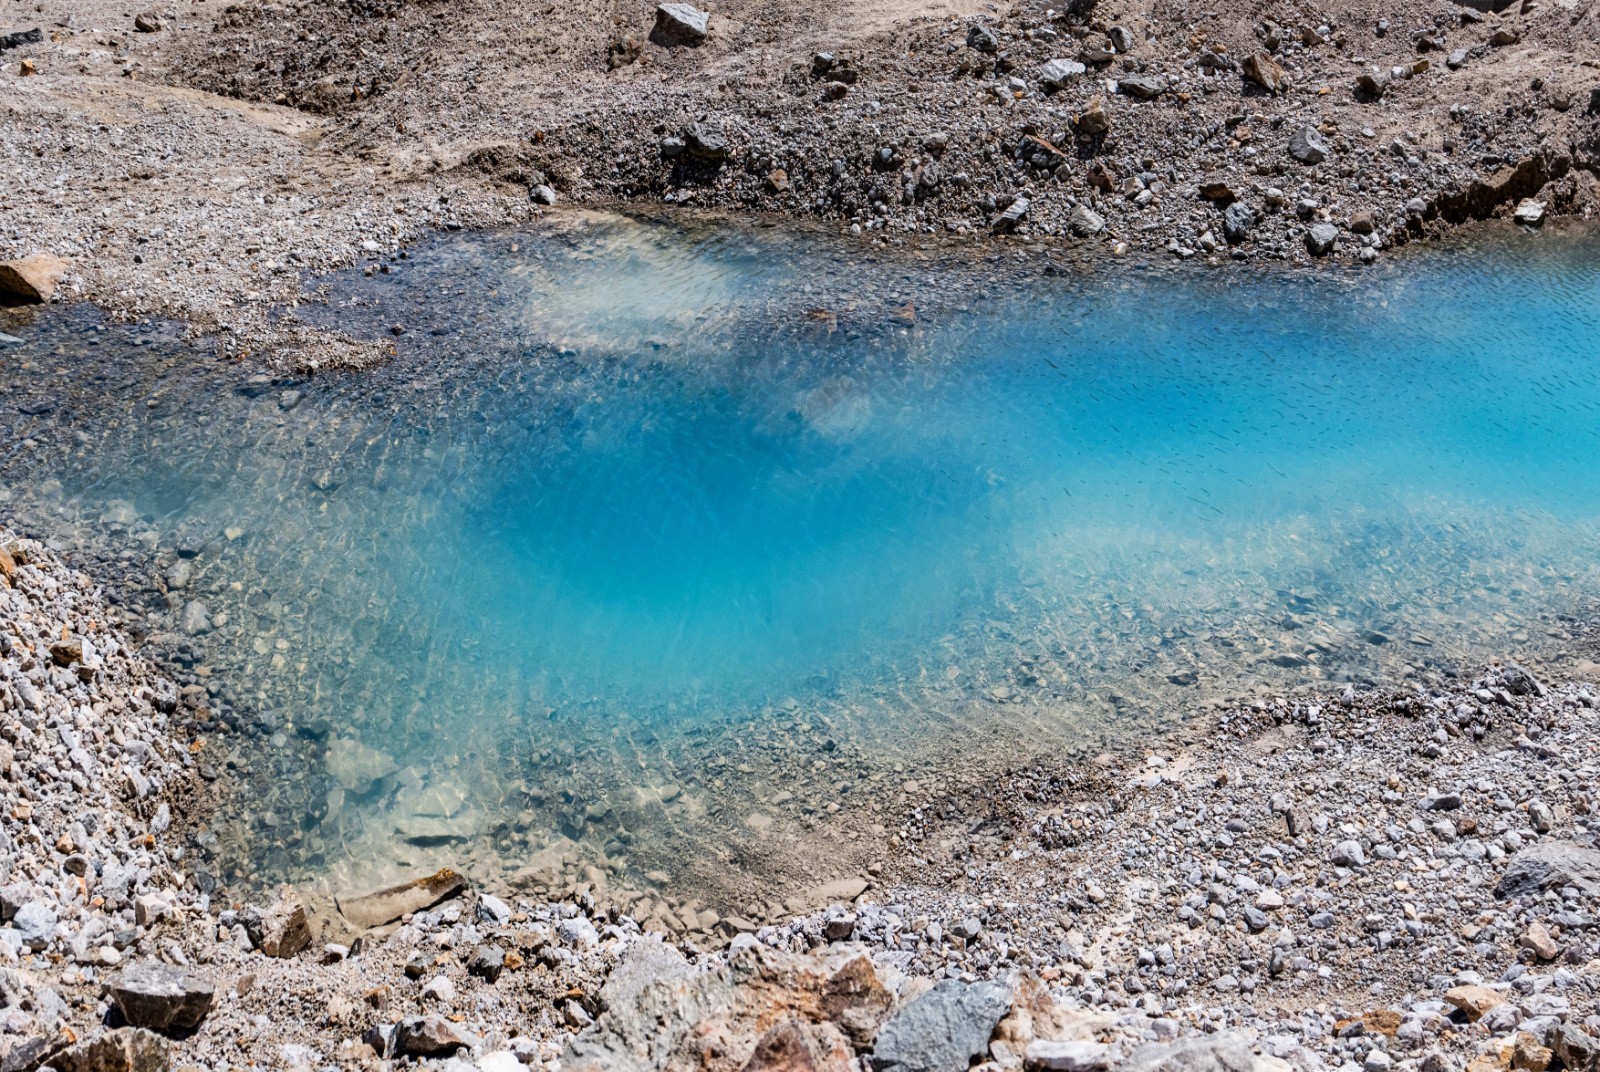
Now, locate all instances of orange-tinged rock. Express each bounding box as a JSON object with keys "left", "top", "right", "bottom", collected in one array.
[
  {"left": 1446, "top": 985, "right": 1508, "bottom": 1022},
  {"left": 0, "top": 254, "right": 70, "bottom": 303}
]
